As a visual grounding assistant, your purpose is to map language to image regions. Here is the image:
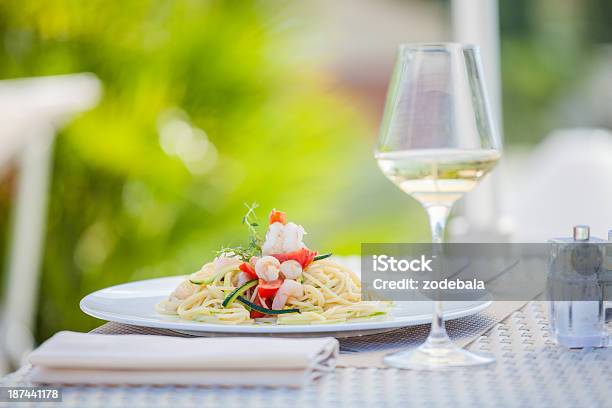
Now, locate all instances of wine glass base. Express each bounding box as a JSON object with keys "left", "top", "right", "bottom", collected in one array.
[{"left": 383, "top": 342, "right": 495, "bottom": 370}]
